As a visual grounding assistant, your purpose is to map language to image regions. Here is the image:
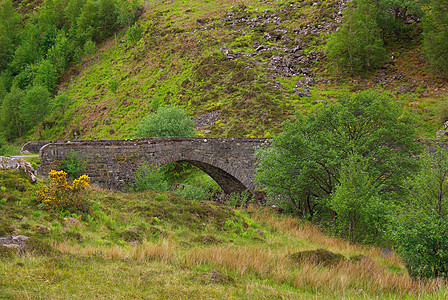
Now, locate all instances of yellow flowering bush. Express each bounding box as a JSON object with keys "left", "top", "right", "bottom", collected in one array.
[{"left": 36, "top": 170, "right": 91, "bottom": 213}]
